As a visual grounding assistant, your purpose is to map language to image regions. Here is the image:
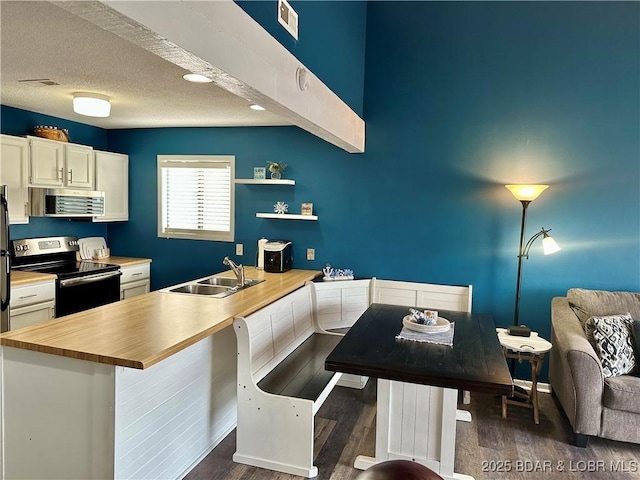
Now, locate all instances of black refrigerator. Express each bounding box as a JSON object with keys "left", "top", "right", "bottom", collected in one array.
[{"left": 1, "top": 185, "right": 10, "bottom": 332}]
